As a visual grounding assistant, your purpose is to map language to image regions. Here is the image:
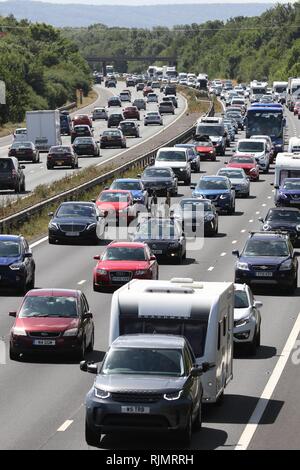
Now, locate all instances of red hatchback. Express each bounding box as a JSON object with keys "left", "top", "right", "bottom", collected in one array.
[
  {"left": 73, "top": 114, "right": 93, "bottom": 128},
  {"left": 227, "top": 154, "right": 260, "bottom": 181},
  {"left": 193, "top": 137, "right": 216, "bottom": 161},
  {"left": 93, "top": 241, "right": 158, "bottom": 291},
  {"left": 143, "top": 86, "right": 153, "bottom": 97},
  {"left": 294, "top": 102, "right": 300, "bottom": 116},
  {"left": 9, "top": 289, "right": 94, "bottom": 361},
  {"left": 96, "top": 189, "right": 136, "bottom": 224},
  {"left": 123, "top": 106, "right": 140, "bottom": 120}
]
